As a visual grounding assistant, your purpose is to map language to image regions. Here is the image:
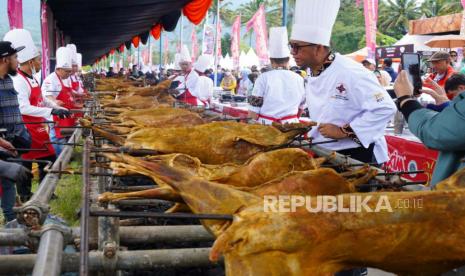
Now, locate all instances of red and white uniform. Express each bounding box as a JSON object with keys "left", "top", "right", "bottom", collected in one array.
[
  {"left": 42, "top": 72, "right": 77, "bottom": 139},
  {"left": 12, "top": 70, "right": 55, "bottom": 159},
  {"left": 70, "top": 74, "right": 83, "bottom": 94},
  {"left": 177, "top": 70, "right": 202, "bottom": 106},
  {"left": 248, "top": 69, "right": 305, "bottom": 125}
]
